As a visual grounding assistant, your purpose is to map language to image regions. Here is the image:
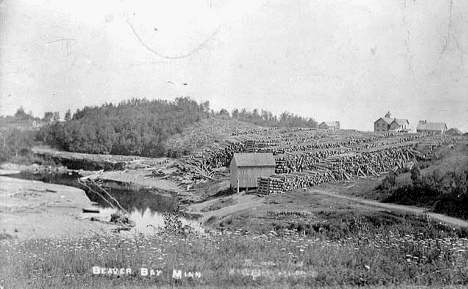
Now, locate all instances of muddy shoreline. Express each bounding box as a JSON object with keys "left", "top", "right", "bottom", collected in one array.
[
  {"left": 0, "top": 175, "right": 123, "bottom": 239},
  {"left": 0, "top": 159, "right": 211, "bottom": 240}
]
